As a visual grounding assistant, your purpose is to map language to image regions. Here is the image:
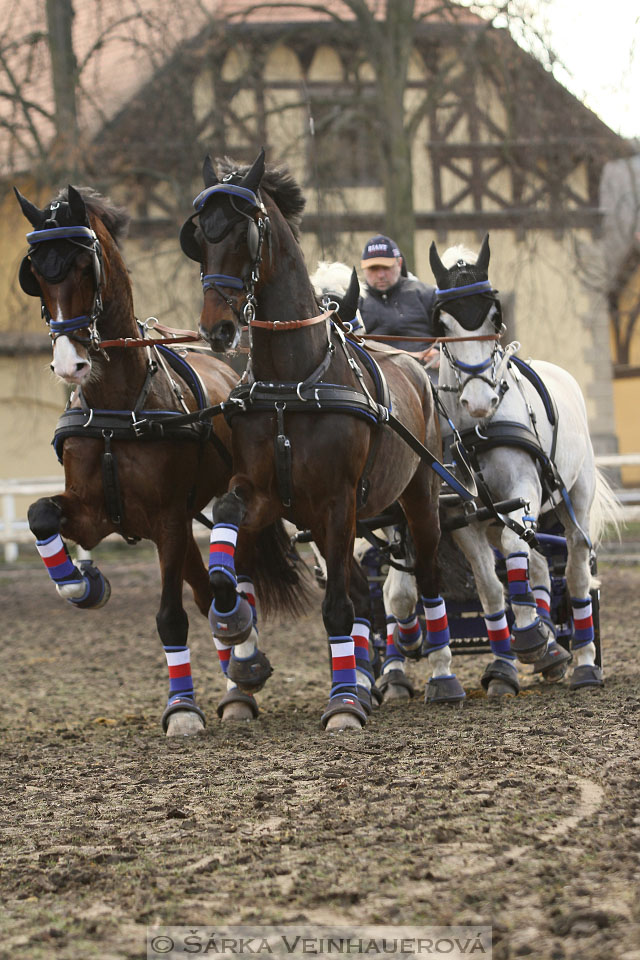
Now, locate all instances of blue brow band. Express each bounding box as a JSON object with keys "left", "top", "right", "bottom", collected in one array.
[
  {"left": 435, "top": 280, "right": 494, "bottom": 302},
  {"left": 193, "top": 183, "right": 259, "bottom": 212},
  {"left": 202, "top": 274, "right": 245, "bottom": 291},
  {"left": 26, "top": 226, "right": 96, "bottom": 244}
]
